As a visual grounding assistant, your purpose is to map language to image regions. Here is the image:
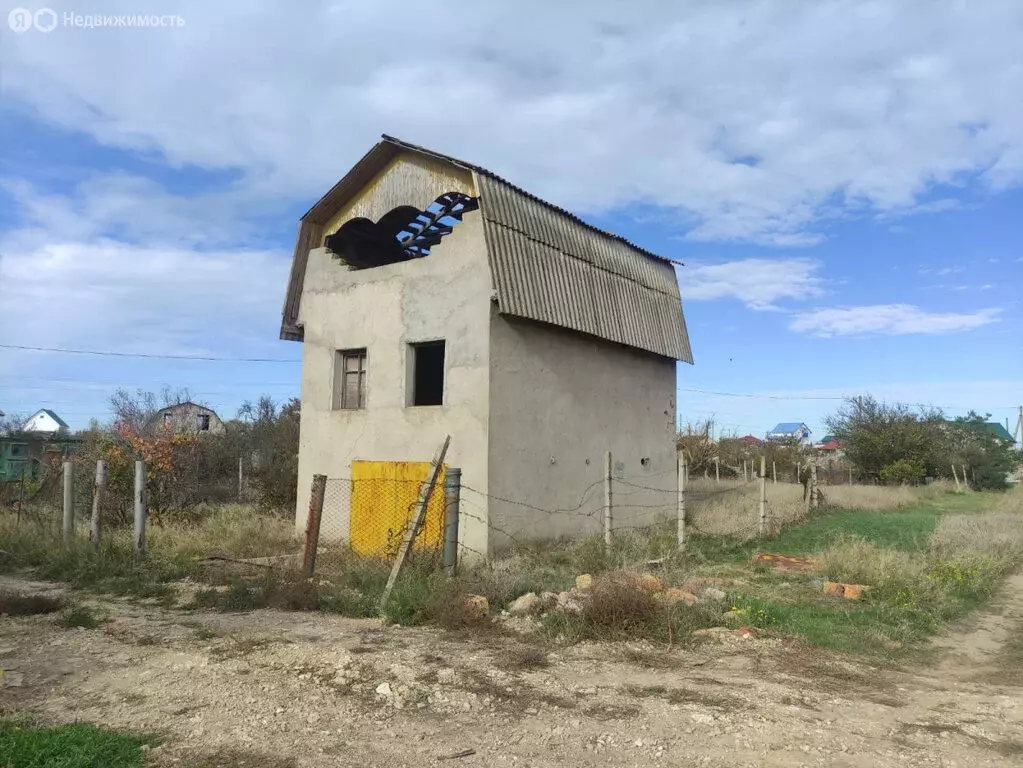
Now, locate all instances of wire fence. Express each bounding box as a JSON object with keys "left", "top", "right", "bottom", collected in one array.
[
  {"left": 298, "top": 459, "right": 827, "bottom": 576},
  {"left": 1, "top": 447, "right": 850, "bottom": 613}
]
